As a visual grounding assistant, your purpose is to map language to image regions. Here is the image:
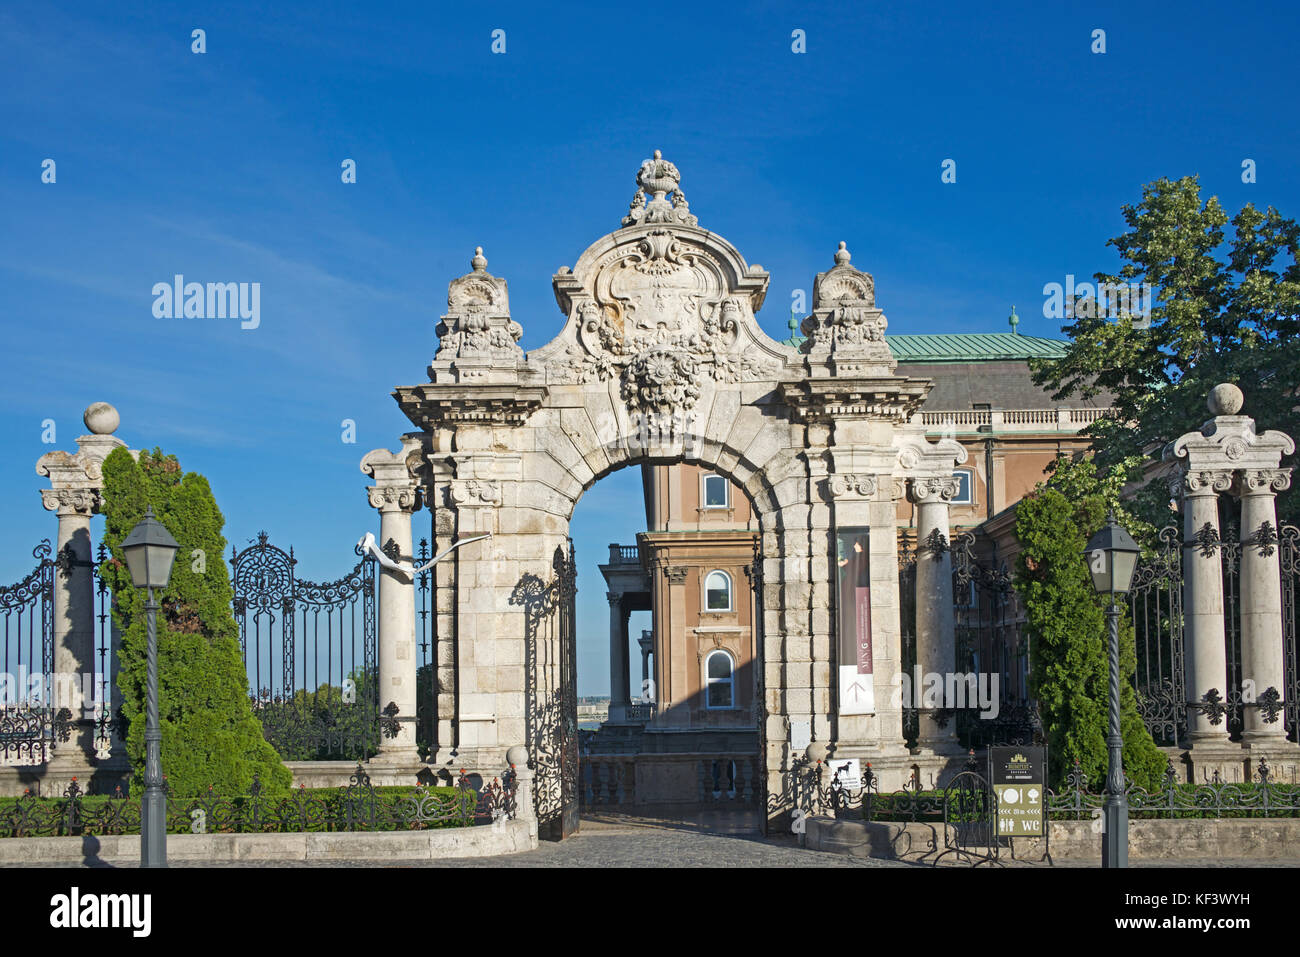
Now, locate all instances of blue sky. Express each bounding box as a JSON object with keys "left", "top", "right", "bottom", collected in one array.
[{"left": 2, "top": 1, "right": 1297, "bottom": 695}]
